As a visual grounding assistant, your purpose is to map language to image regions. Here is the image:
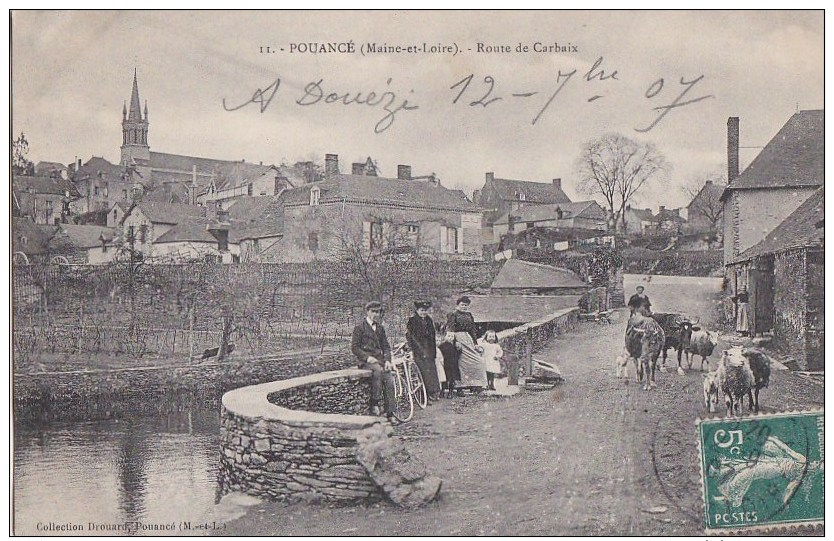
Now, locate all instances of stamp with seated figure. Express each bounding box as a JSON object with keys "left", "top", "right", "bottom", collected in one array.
[{"left": 697, "top": 410, "right": 824, "bottom": 533}]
